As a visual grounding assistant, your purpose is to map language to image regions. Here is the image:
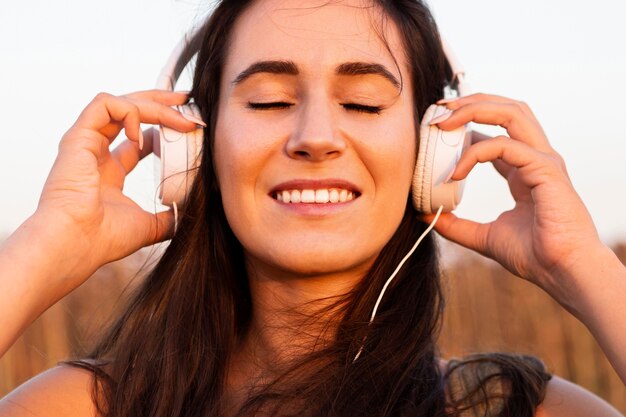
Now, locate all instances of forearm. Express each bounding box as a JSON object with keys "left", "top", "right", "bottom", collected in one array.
[
  {"left": 0, "top": 214, "right": 81, "bottom": 357},
  {"left": 553, "top": 245, "right": 626, "bottom": 385}
]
